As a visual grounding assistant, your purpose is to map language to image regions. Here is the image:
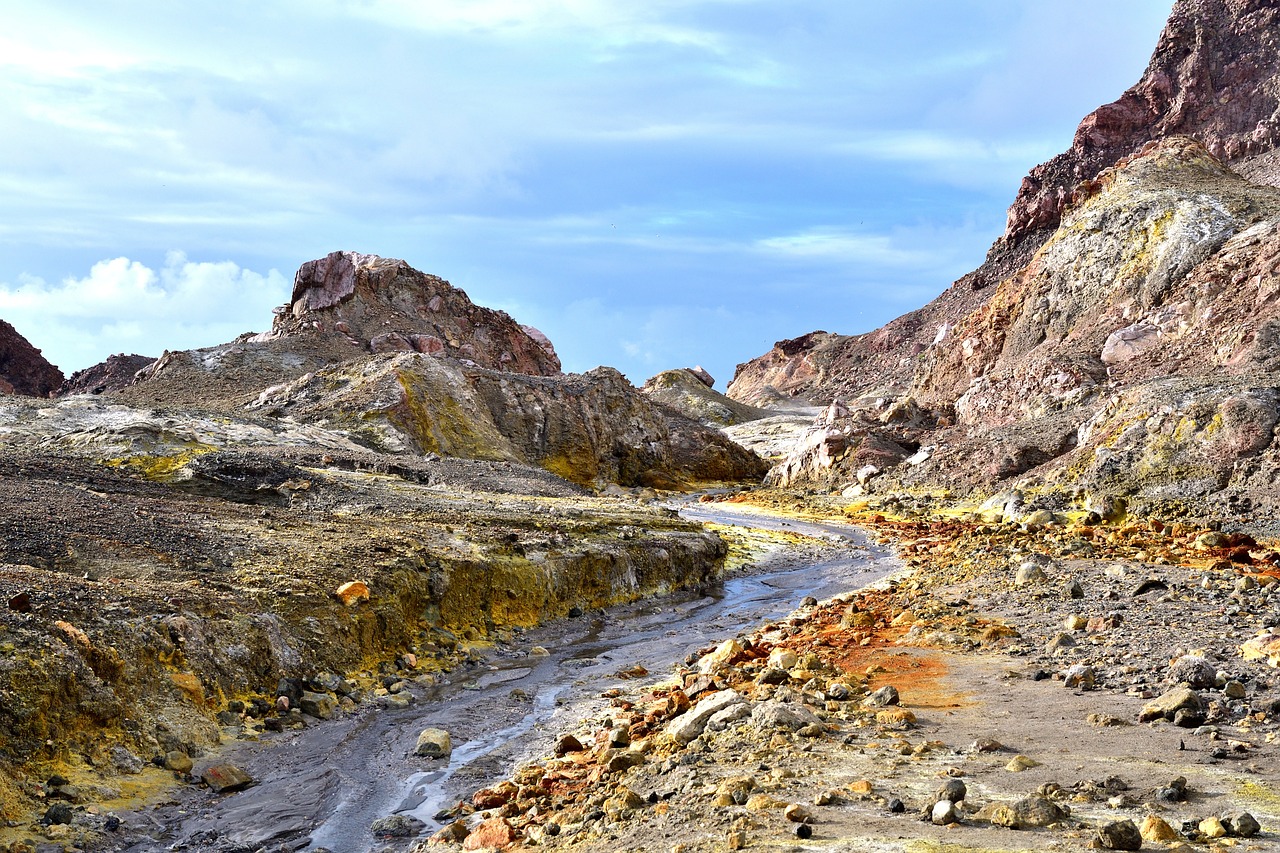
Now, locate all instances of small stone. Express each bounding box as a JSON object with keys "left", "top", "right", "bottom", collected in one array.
[
  {"left": 931, "top": 799, "right": 960, "bottom": 825},
  {"left": 1139, "top": 688, "right": 1202, "bottom": 723},
  {"left": 1198, "top": 817, "right": 1227, "bottom": 838},
  {"left": 164, "top": 750, "right": 193, "bottom": 773},
  {"left": 414, "top": 727, "right": 452, "bottom": 759},
  {"left": 1005, "top": 754, "right": 1040, "bottom": 772},
  {"left": 335, "top": 580, "right": 370, "bottom": 606},
  {"left": 300, "top": 691, "right": 338, "bottom": 720},
  {"left": 1223, "top": 680, "right": 1246, "bottom": 700},
  {"left": 1066, "top": 580, "right": 1085, "bottom": 599},
  {"left": 42, "top": 804, "right": 73, "bottom": 826},
  {"left": 745, "top": 793, "right": 786, "bottom": 812},
  {"left": 794, "top": 823, "right": 813, "bottom": 839},
  {"left": 751, "top": 699, "right": 822, "bottom": 732},
  {"left": 1168, "top": 655, "right": 1216, "bottom": 689},
  {"left": 1063, "top": 664, "right": 1096, "bottom": 689},
  {"left": 530, "top": 645, "right": 550, "bottom": 656},
  {"left": 1097, "top": 818, "right": 1142, "bottom": 850},
  {"left": 876, "top": 708, "right": 916, "bottom": 726},
  {"left": 1064, "top": 614, "right": 1088, "bottom": 631},
  {"left": 1223, "top": 811, "right": 1260, "bottom": 838},
  {"left": 935, "top": 779, "right": 966, "bottom": 804},
  {"left": 200, "top": 764, "right": 253, "bottom": 793},
  {"left": 1011, "top": 795, "right": 1067, "bottom": 828},
  {"left": 887, "top": 797, "right": 905, "bottom": 813},
  {"left": 554, "top": 734, "right": 584, "bottom": 756},
  {"left": 1015, "top": 563, "right": 1048, "bottom": 586},
  {"left": 784, "top": 803, "right": 812, "bottom": 823},
  {"left": 371, "top": 814, "right": 426, "bottom": 838},
  {"left": 463, "top": 817, "right": 516, "bottom": 850},
  {"left": 768, "top": 648, "right": 799, "bottom": 669},
  {"left": 698, "top": 639, "right": 744, "bottom": 674},
  {"left": 848, "top": 779, "right": 874, "bottom": 795},
  {"left": 726, "top": 829, "right": 747, "bottom": 850},
  {"left": 1140, "top": 814, "right": 1179, "bottom": 842},
  {"left": 863, "top": 685, "right": 900, "bottom": 707},
  {"left": 669, "top": 690, "right": 746, "bottom": 743}
]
